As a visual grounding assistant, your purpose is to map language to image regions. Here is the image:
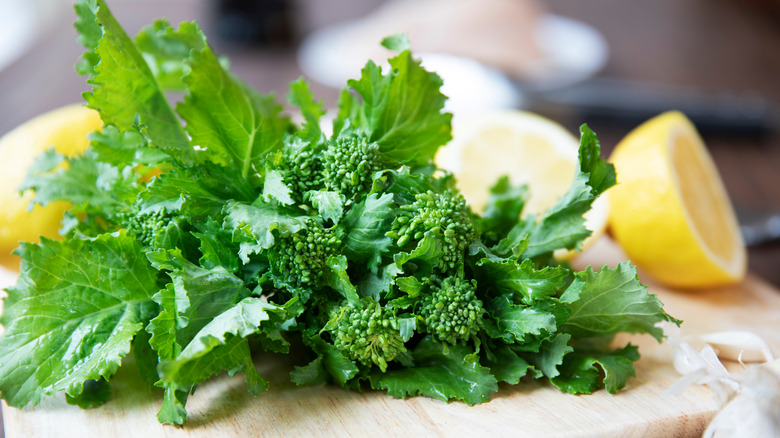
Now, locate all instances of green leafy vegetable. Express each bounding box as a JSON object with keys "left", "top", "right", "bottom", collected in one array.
[{"left": 0, "top": 0, "right": 679, "bottom": 425}]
